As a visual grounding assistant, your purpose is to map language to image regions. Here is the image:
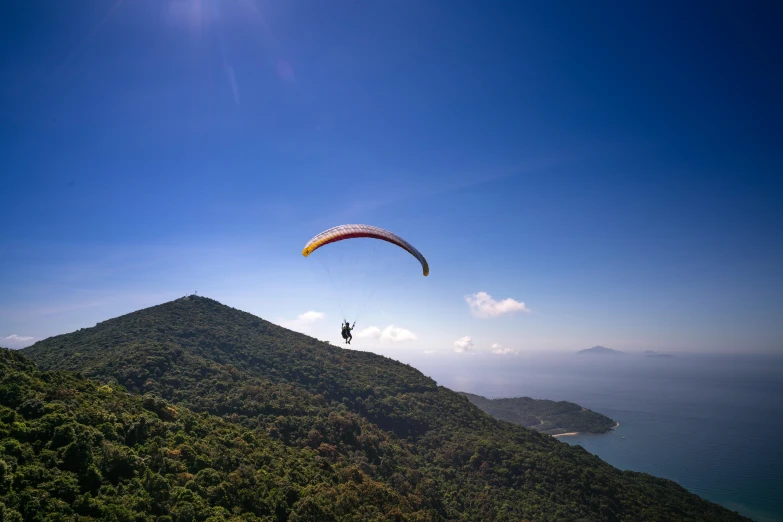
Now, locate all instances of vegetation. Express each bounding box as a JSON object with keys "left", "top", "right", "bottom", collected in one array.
[
  {"left": 0, "top": 348, "right": 441, "bottom": 521},
  {"left": 459, "top": 393, "right": 617, "bottom": 435},
  {"left": 13, "top": 296, "right": 749, "bottom": 521}
]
